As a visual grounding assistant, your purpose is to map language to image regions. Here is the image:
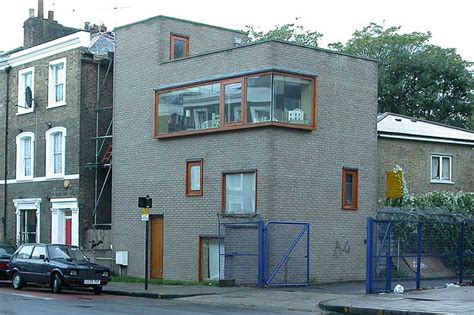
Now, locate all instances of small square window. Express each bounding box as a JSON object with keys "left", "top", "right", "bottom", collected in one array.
[
  {"left": 222, "top": 171, "right": 257, "bottom": 215},
  {"left": 342, "top": 168, "right": 358, "bottom": 210},
  {"left": 170, "top": 35, "right": 189, "bottom": 60},
  {"left": 431, "top": 155, "right": 452, "bottom": 183},
  {"left": 186, "top": 160, "right": 203, "bottom": 196}
]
